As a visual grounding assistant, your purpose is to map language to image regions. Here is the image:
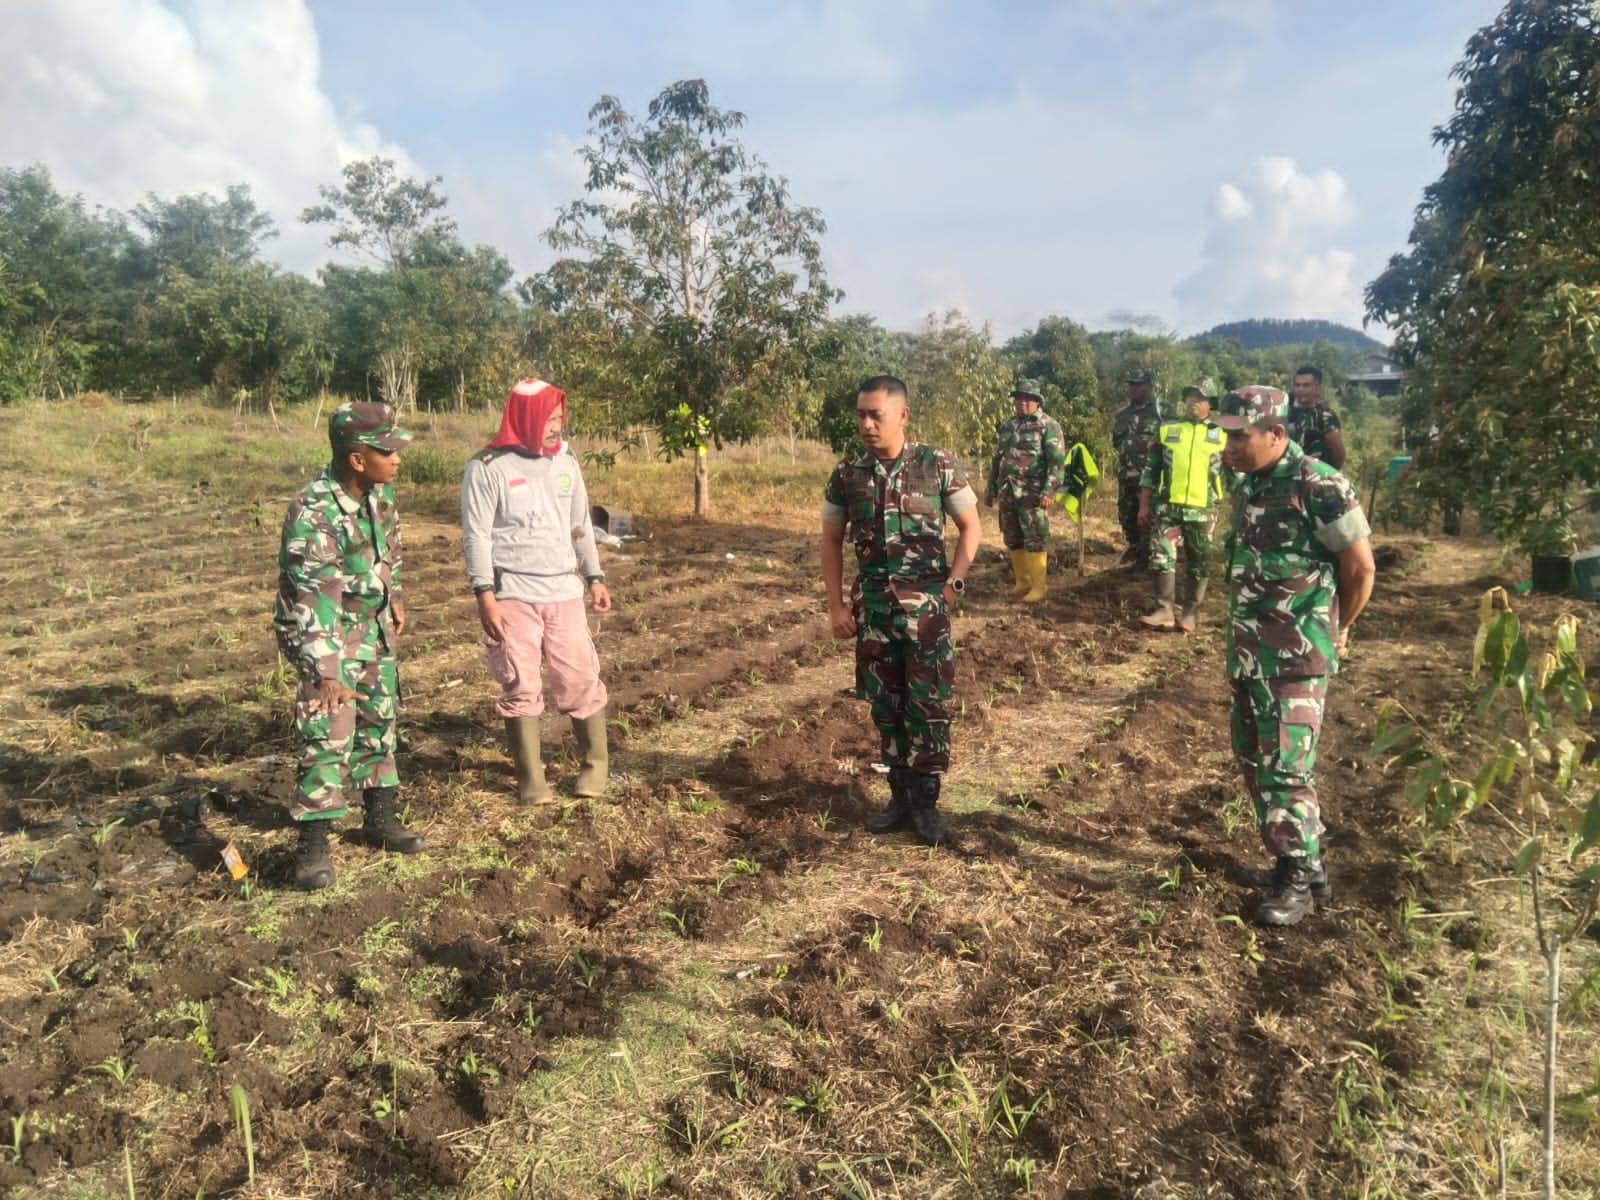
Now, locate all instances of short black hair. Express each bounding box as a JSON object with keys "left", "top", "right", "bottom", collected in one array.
[
  {"left": 858, "top": 375, "right": 908, "bottom": 401},
  {"left": 1293, "top": 365, "right": 1322, "bottom": 383}
]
